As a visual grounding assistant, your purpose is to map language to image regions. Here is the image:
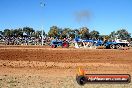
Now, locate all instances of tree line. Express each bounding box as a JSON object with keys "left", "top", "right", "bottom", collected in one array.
[
  {"left": 0, "top": 27, "right": 44, "bottom": 38},
  {"left": 0, "top": 26, "right": 131, "bottom": 41}
]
